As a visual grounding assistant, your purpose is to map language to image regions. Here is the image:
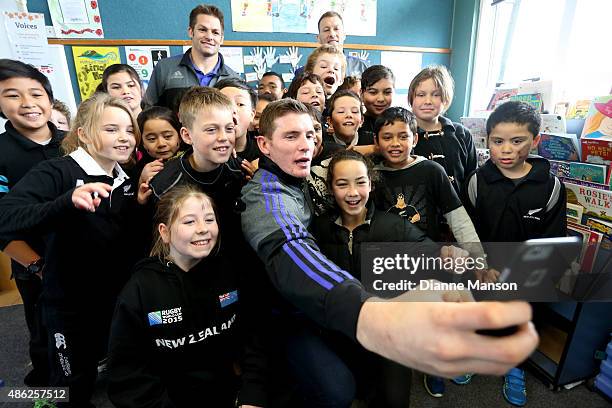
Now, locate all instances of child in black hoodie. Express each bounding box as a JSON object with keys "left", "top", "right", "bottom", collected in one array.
[{"left": 108, "top": 184, "right": 266, "bottom": 408}]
